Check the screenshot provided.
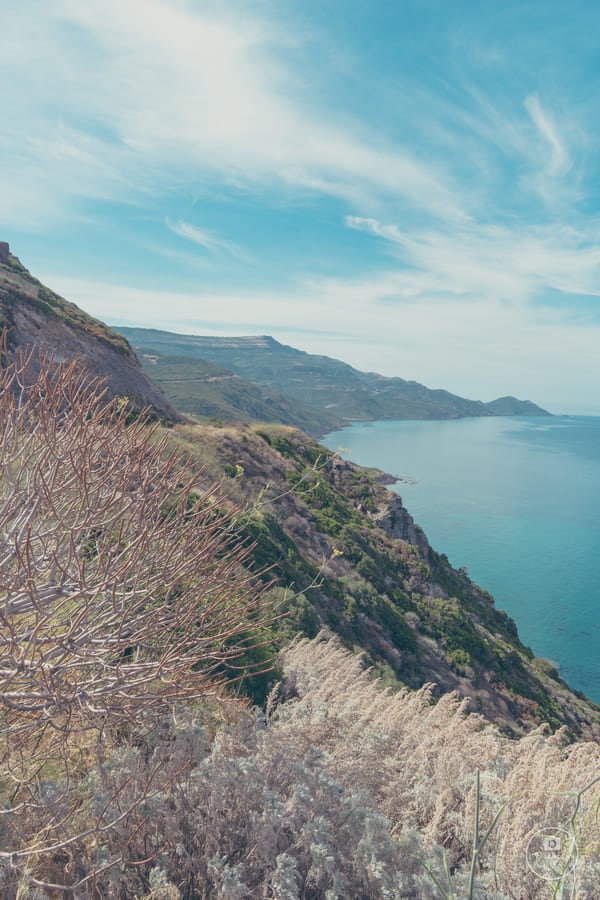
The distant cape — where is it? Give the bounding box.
[116,327,550,435]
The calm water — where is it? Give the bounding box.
[322,416,600,704]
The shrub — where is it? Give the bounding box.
[0,347,273,883]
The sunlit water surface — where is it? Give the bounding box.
[323,416,600,703]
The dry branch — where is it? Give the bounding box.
[0,346,272,799]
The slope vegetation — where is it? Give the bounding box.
[135,348,343,435]
[1,331,599,897]
[168,418,600,739]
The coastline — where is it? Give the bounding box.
[321,415,600,705]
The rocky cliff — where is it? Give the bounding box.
[0,244,181,422]
[167,419,600,739]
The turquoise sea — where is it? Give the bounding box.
[322,416,600,704]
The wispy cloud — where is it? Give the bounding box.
[1,1,580,235]
[345,215,600,303]
[5,0,600,412]
[0,0,465,227]
[524,94,569,175]
[166,219,250,262]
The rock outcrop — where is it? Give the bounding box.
[373,493,431,556]
[0,247,182,423]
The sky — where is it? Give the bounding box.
[3,0,600,413]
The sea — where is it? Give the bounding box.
[322,416,600,705]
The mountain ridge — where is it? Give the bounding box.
[117,326,549,433]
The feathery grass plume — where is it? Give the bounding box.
[5,628,599,895]
[276,634,600,897]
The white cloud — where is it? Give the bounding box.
[525,94,569,175]
[166,219,250,262]
[345,215,600,304]
[0,0,464,228]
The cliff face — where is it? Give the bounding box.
[167,420,600,740]
[372,491,431,556]
[0,246,181,422]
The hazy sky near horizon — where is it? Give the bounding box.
[3,0,600,413]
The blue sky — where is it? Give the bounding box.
[3,0,600,413]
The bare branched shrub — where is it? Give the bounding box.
[0,348,272,875]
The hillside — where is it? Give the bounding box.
[0,250,590,735]
[135,348,344,435]
[167,418,600,739]
[118,327,549,432]
[0,244,180,422]
[1,262,600,895]
[0,250,588,737]
[5,355,600,897]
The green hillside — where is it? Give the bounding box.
[167,418,599,739]
[133,348,344,434]
[117,327,550,432]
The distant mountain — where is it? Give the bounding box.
[133,347,344,435]
[117,327,550,432]
[0,245,180,422]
